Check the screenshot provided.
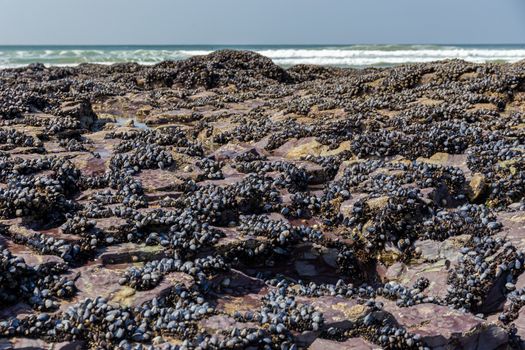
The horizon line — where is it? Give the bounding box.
[1,43,525,47]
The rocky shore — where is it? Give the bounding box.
[0,50,524,349]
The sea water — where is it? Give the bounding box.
[1,44,524,68]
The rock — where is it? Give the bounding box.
[112,272,192,308]
[466,173,486,202]
[59,100,97,129]
[158,50,291,89]
[0,338,84,349]
[70,152,108,176]
[91,216,130,236]
[198,315,258,335]
[385,262,408,280]
[438,235,471,263]
[213,144,266,162]
[320,247,339,268]
[413,239,441,261]
[414,235,469,264]
[417,152,451,166]
[136,104,153,116]
[495,210,525,251]
[292,160,328,184]
[515,271,525,291]
[513,307,525,346]
[137,169,184,192]
[381,301,508,349]
[278,137,351,160]
[67,265,192,309]
[297,296,372,330]
[0,303,33,320]
[147,109,202,125]
[0,52,522,349]
[294,260,318,276]
[215,292,267,316]
[366,196,390,211]
[1,239,64,267]
[308,337,377,350]
[417,152,471,178]
[98,243,167,265]
[394,261,451,300]
[339,193,368,217]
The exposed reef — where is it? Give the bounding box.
[0,50,524,349]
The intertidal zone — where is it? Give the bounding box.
[0,50,524,349]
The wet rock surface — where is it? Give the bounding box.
[0,51,524,349]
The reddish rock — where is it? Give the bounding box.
[92,216,130,235]
[0,303,33,320]
[0,238,64,267]
[198,315,258,335]
[339,193,368,218]
[308,337,377,350]
[212,144,267,162]
[215,290,268,316]
[0,338,84,350]
[381,300,508,349]
[496,210,525,251]
[296,296,372,330]
[71,152,108,176]
[59,100,97,129]
[1,219,81,243]
[66,264,192,309]
[97,243,167,265]
[513,307,525,346]
[137,169,184,192]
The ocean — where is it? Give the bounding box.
[0,44,524,69]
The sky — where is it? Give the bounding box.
[0,0,524,45]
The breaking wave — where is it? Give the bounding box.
[1,44,524,68]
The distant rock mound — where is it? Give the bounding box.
[144,50,292,89]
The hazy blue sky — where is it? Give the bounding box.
[1,0,524,45]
